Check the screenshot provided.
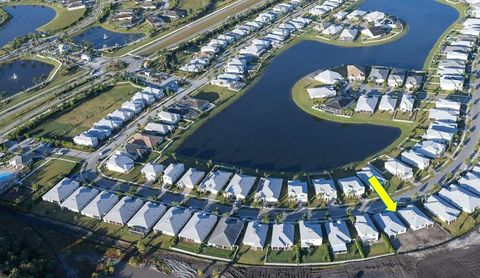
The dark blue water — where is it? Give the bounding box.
[74,26,143,50]
[0,60,53,97]
[0,6,55,47]
[176,0,459,172]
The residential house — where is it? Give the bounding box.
[103,197,144,226]
[153,207,193,236]
[81,191,119,220]
[423,194,461,224]
[207,217,245,250]
[401,150,430,170]
[158,111,182,125]
[42,178,80,204]
[397,204,434,231]
[60,186,99,213]
[178,212,217,244]
[355,95,379,113]
[224,174,256,200]
[314,69,344,84]
[200,170,233,195]
[163,163,185,185]
[287,180,309,204]
[326,220,352,254]
[312,178,337,201]
[177,168,206,189]
[242,221,268,250]
[255,177,283,204]
[354,214,379,244]
[127,202,167,236]
[299,221,323,248]
[337,177,365,198]
[141,163,164,182]
[378,95,398,112]
[438,185,480,213]
[373,212,407,238]
[384,158,414,180]
[271,223,295,250]
[105,154,134,173]
[399,93,415,112]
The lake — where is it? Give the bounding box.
[176,0,459,172]
[0,60,54,98]
[74,26,143,50]
[0,5,56,48]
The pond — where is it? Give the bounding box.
[0,5,56,48]
[0,60,54,98]
[74,26,143,50]
[175,0,459,172]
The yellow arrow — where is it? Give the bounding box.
[368,176,397,212]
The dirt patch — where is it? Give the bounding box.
[390,224,452,253]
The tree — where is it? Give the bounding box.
[136,240,147,254]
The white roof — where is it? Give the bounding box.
[163,163,185,184]
[429,108,459,122]
[177,168,206,188]
[178,212,217,243]
[356,165,386,188]
[326,220,351,253]
[81,191,119,219]
[373,212,407,237]
[200,170,233,194]
[312,178,337,200]
[287,180,308,202]
[384,158,414,179]
[397,204,434,231]
[103,197,144,225]
[307,86,336,99]
[337,176,365,196]
[354,214,379,242]
[424,194,461,223]
[255,177,283,202]
[42,178,80,204]
[458,172,480,196]
[355,95,379,113]
[314,69,344,84]
[141,163,164,180]
[378,95,398,111]
[225,174,256,199]
[127,202,167,232]
[106,154,134,173]
[438,184,480,213]
[400,94,414,111]
[413,140,447,159]
[153,207,193,236]
[339,28,358,40]
[60,186,100,213]
[242,221,268,249]
[271,223,295,249]
[401,150,430,169]
[299,221,323,248]
[158,111,181,124]
[144,122,174,135]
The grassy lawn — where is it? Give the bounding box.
[201,245,235,259]
[145,233,174,250]
[236,245,266,265]
[174,240,202,253]
[333,243,362,261]
[267,249,297,264]
[363,241,391,257]
[3,1,86,32]
[27,83,138,140]
[20,158,78,205]
[441,211,479,238]
[301,245,331,263]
